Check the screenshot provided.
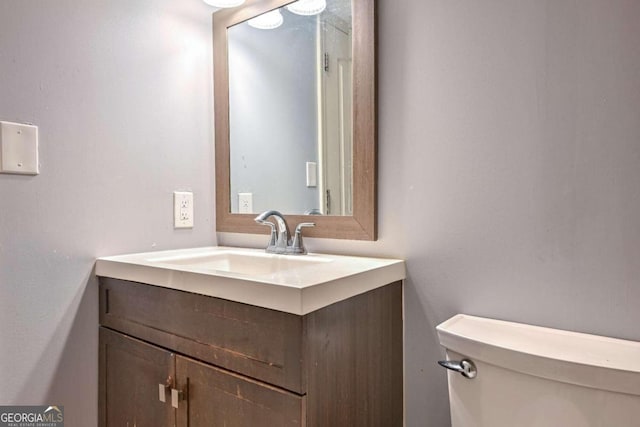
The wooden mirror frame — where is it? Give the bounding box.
[213,0,377,240]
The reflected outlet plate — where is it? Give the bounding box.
[238,192,252,213]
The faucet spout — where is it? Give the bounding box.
[254,210,287,234]
[254,210,289,253]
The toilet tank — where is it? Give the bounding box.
[437,315,640,427]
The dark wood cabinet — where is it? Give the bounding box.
[99,328,175,427]
[176,356,304,427]
[99,278,403,426]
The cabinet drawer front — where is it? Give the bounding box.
[100,278,303,393]
[176,356,304,427]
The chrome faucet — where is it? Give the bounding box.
[255,210,289,253]
[254,210,315,255]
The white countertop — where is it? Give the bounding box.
[95,246,405,315]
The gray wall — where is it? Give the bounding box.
[221,1,640,426]
[228,11,319,214]
[2,1,640,427]
[0,1,215,426]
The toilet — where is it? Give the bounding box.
[437,314,640,427]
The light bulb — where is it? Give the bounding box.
[285,0,327,16]
[203,0,245,8]
[247,9,284,30]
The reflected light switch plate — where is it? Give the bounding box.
[306,162,317,187]
[0,121,39,175]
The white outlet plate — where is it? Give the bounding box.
[174,191,194,229]
[238,192,253,214]
[0,121,39,175]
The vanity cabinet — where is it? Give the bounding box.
[98,277,403,426]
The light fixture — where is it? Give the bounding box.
[285,0,327,16]
[247,9,284,29]
[202,0,245,8]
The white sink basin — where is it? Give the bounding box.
[96,247,405,315]
[147,249,332,276]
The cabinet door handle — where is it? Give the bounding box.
[159,376,173,403]
[171,388,185,409]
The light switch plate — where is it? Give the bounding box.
[0,121,39,175]
[306,162,317,187]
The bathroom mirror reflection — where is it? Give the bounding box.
[214,0,376,240]
[228,0,353,215]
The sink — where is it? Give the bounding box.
[95,246,405,315]
[147,250,332,276]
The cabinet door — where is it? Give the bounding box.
[175,355,304,427]
[99,327,176,427]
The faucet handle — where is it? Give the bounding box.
[289,223,315,255]
[295,222,315,233]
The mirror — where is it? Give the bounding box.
[228,0,353,216]
[214,0,376,240]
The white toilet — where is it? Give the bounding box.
[437,314,640,427]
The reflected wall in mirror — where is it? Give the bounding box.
[214,0,376,240]
[228,0,353,216]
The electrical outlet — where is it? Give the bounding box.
[174,191,194,228]
[238,192,253,214]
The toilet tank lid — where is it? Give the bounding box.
[437,314,640,396]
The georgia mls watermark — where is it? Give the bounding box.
[0,406,64,427]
